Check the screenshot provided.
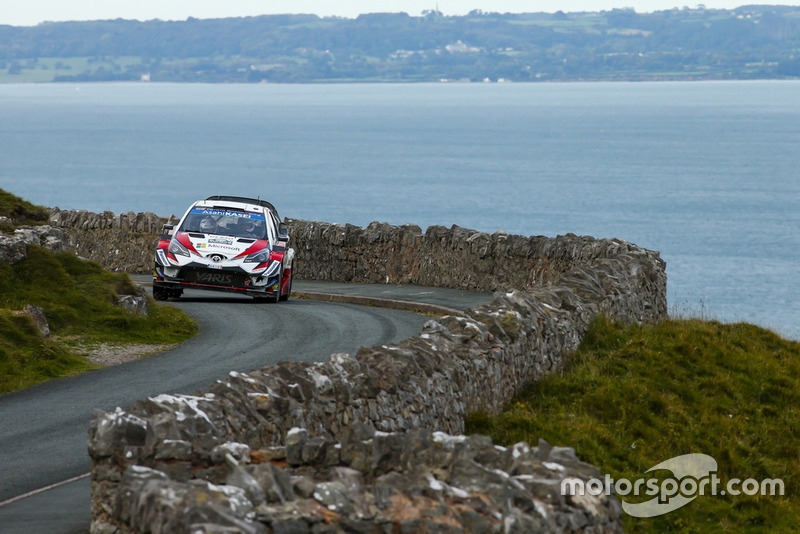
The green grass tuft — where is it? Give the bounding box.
[0,313,96,393]
[0,189,49,228]
[466,316,800,533]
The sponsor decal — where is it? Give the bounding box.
[195,272,234,284]
[209,237,233,245]
[196,243,207,249]
[190,208,265,221]
[205,244,240,251]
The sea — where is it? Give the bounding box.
[1,81,798,340]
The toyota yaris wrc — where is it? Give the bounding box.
[152,196,294,302]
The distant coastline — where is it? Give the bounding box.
[2,6,799,84]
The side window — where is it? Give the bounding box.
[263,211,278,242]
[179,213,200,232]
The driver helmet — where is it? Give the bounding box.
[244,218,263,236]
[199,216,217,232]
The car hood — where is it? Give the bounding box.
[176,231,268,261]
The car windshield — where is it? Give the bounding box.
[179,208,268,239]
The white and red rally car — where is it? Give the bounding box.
[152,196,294,302]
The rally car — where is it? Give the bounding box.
[152,196,294,302]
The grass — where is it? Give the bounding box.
[0,189,49,230]
[466,316,800,533]
[0,312,93,394]
[0,246,197,394]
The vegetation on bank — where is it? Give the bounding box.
[466,316,800,532]
[1,6,800,83]
[0,247,198,394]
[0,188,49,230]
[0,190,197,394]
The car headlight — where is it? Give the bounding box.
[169,240,191,257]
[243,249,270,264]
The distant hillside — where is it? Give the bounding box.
[1,6,799,83]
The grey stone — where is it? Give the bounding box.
[155,439,193,461]
[0,234,27,263]
[301,435,338,467]
[22,304,50,338]
[269,519,310,534]
[286,428,309,466]
[212,442,251,464]
[88,408,148,458]
[312,481,354,515]
[291,475,316,499]
[226,463,267,507]
[247,463,295,504]
[116,294,148,316]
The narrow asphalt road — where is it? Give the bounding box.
[0,281,491,533]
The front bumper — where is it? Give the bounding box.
[153,265,280,296]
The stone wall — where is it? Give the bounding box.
[88,287,626,533]
[70,209,667,533]
[48,208,178,273]
[46,210,667,325]
[285,219,665,323]
[43,208,665,532]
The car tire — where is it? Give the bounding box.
[273,273,282,303]
[279,272,292,302]
[153,285,169,301]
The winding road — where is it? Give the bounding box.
[0,281,490,533]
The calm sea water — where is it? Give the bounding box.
[1,81,798,339]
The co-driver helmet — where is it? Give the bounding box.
[199,216,217,232]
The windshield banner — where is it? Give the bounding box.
[190,208,265,220]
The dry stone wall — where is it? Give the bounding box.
[48,208,178,273]
[286,219,665,324]
[45,210,667,325]
[89,287,626,533]
[44,208,665,533]
[287,220,628,290]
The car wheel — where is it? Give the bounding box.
[279,272,292,302]
[153,286,170,301]
[273,274,282,303]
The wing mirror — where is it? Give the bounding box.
[278,223,289,242]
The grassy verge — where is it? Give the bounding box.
[466,316,800,533]
[0,189,49,230]
[0,246,197,394]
